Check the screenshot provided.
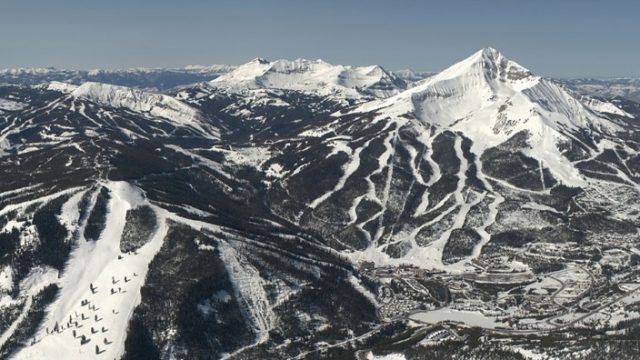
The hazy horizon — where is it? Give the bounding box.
[1,0,638,78]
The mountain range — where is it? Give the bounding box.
[1,48,640,360]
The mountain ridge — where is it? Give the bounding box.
[209,57,409,99]
[1,47,640,359]
[350,48,623,186]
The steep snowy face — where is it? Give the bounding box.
[578,96,633,117]
[356,48,621,184]
[209,58,406,99]
[72,82,201,124]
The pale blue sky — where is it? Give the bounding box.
[1,0,638,77]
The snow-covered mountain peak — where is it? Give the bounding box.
[353,48,622,186]
[249,57,270,65]
[209,57,406,99]
[360,47,612,131]
[71,82,202,124]
[46,81,79,93]
[427,47,537,90]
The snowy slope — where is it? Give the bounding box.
[0,98,26,111]
[46,81,79,93]
[579,96,633,117]
[209,58,406,99]
[355,47,620,185]
[261,47,637,274]
[12,183,168,360]
[4,47,640,359]
[72,82,202,124]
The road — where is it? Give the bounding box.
[398,265,633,337]
[487,283,640,335]
[548,275,568,309]
[291,323,389,360]
[291,265,628,358]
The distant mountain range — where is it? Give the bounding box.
[0,61,435,95]
[562,77,640,103]
[3,61,640,103]
[0,65,236,90]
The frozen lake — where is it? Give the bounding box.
[409,309,501,329]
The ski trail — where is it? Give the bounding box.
[354,128,398,245]
[414,130,443,216]
[0,268,59,349]
[0,187,82,217]
[377,130,399,246]
[0,298,33,349]
[14,182,170,360]
[309,139,369,209]
[76,102,102,127]
[468,141,506,261]
[383,142,426,250]
[539,159,546,190]
[217,241,275,344]
[423,135,473,265]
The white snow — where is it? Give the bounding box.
[309,141,365,208]
[353,47,621,187]
[0,266,59,349]
[0,266,13,293]
[210,58,404,99]
[365,352,407,360]
[511,347,549,360]
[71,82,206,130]
[218,241,275,344]
[0,187,82,218]
[13,182,168,360]
[410,308,502,329]
[220,146,271,167]
[265,163,286,179]
[0,98,26,111]
[197,290,232,316]
[580,96,633,117]
[347,276,379,307]
[46,81,79,93]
